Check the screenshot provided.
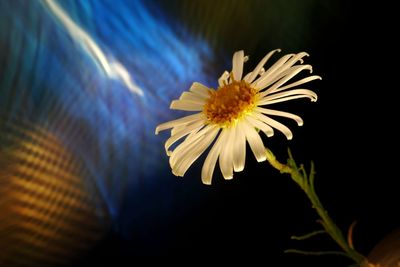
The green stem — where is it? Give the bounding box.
[265,148,366,266]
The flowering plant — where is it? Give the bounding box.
[156,50,374,266]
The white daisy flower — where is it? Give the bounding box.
[155,49,321,185]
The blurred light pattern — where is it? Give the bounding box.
[367,229,400,267]
[1,0,214,264]
[0,120,108,266]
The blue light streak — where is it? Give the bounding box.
[0,0,215,238]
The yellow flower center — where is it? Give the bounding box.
[203,80,258,127]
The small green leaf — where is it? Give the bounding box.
[284,249,351,259]
[291,230,326,240]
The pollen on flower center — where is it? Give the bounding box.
[203,80,258,126]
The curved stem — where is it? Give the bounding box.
[265,148,367,266]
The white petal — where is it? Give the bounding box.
[218,71,230,87]
[245,49,281,83]
[169,124,214,166]
[232,122,246,172]
[252,111,293,140]
[201,131,224,185]
[255,107,303,126]
[184,121,214,144]
[169,137,196,169]
[170,99,204,111]
[173,127,219,177]
[256,71,288,93]
[190,82,211,97]
[179,91,208,102]
[171,119,203,135]
[260,52,309,86]
[232,50,244,81]
[260,64,313,94]
[258,89,318,105]
[245,115,274,137]
[171,119,203,136]
[278,52,309,70]
[260,95,317,105]
[243,72,253,82]
[252,54,294,89]
[257,61,313,94]
[164,119,205,155]
[171,124,186,136]
[268,75,321,93]
[155,113,203,134]
[171,137,203,176]
[219,128,234,180]
[242,119,266,162]
[262,88,318,101]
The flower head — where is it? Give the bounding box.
[156,49,320,184]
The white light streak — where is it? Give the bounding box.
[42,0,144,96]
